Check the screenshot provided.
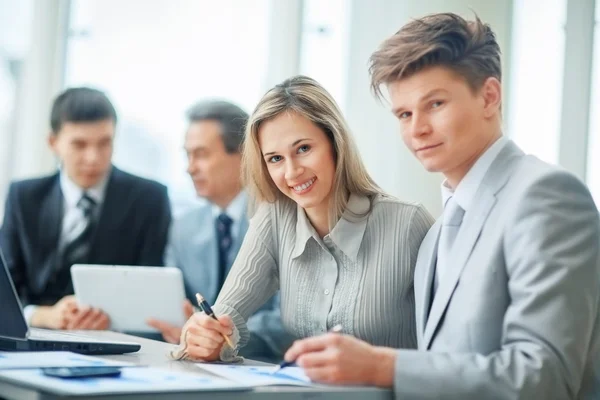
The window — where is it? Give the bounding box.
[65,0,271,214]
[587,2,600,204]
[507,0,567,165]
[299,0,350,110]
[0,0,34,222]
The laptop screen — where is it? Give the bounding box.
[0,248,28,339]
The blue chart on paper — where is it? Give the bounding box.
[243,367,308,383]
[0,367,250,395]
[197,364,314,387]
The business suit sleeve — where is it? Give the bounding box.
[212,203,279,348]
[136,184,171,266]
[163,225,179,268]
[393,171,600,400]
[0,183,27,297]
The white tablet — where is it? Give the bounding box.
[71,265,187,333]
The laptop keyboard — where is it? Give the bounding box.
[28,328,118,343]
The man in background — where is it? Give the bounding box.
[0,87,171,331]
[148,100,292,361]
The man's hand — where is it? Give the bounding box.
[147,299,195,344]
[284,333,397,386]
[66,307,111,330]
[30,295,111,330]
[30,295,78,329]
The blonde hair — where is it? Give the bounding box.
[242,75,382,226]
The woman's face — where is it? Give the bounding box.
[258,111,336,215]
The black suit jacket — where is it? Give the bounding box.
[0,167,171,306]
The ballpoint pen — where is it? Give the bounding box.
[195,293,235,349]
[271,324,343,374]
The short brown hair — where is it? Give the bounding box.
[369,13,501,99]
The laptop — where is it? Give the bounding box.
[0,249,141,355]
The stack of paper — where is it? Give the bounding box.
[0,367,251,395]
[0,351,133,369]
[0,351,321,396]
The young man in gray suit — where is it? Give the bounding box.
[147,100,292,361]
[283,13,600,399]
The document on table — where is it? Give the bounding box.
[0,351,133,370]
[197,364,315,387]
[0,367,251,395]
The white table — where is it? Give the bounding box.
[0,331,393,400]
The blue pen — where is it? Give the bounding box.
[271,324,342,374]
[195,293,235,349]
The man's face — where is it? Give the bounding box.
[49,119,115,189]
[388,66,501,186]
[184,120,242,203]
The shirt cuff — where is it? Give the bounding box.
[23,305,38,326]
[212,303,249,348]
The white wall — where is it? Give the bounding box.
[9,0,70,181]
[265,0,303,90]
[344,0,513,218]
[558,0,595,181]
[0,0,34,222]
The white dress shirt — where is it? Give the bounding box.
[440,135,509,211]
[57,170,108,252]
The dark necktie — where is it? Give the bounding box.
[50,193,97,296]
[216,213,233,289]
[61,193,97,270]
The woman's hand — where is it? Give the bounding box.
[182,312,234,361]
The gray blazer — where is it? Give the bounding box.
[166,199,292,358]
[394,140,600,399]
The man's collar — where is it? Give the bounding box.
[440,135,508,211]
[210,190,248,224]
[59,167,111,207]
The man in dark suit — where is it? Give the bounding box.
[0,87,171,331]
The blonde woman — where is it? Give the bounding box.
[176,76,434,363]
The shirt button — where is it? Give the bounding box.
[324,289,330,295]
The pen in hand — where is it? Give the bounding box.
[271,324,343,374]
[194,293,235,349]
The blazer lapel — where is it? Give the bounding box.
[89,168,129,258]
[415,221,441,347]
[423,186,496,349]
[422,140,524,349]
[37,175,64,287]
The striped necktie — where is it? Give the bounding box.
[216,213,233,289]
[61,193,97,270]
